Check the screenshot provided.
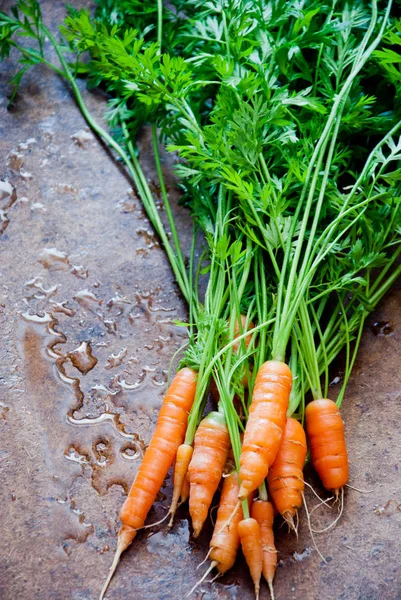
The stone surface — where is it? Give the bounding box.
[0,2,400,599]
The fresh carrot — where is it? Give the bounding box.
[100,367,197,600]
[209,471,243,573]
[267,417,307,527]
[188,411,230,538]
[180,470,190,504]
[239,361,292,500]
[238,517,263,600]
[305,398,348,495]
[251,500,277,600]
[168,443,193,527]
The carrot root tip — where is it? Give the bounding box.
[268,580,275,600]
[283,513,296,532]
[185,561,218,598]
[99,545,124,600]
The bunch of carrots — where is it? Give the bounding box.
[2,0,401,598]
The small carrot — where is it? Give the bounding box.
[251,500,277,600]
[188,411,230,538]
[238,517,263,600]
[239,361,292,499]
[267,417,307,527]
[305,398,348,495]
[180,470,190,504]
[168,443,193,527]
[100,367,197,600]
[209,471,243,573]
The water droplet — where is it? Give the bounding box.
[70,264,89,279]
[372,321,393,336]
[38,248,69,270]
[374,499,401,516]
[64,446,89,465]
[105,348,128,370]
[21,310,53,324]
[71,129,94,147]
[49,300,76,317]
[67,341,98,375]
[74,289,102,311]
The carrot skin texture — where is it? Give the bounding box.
[209,472,243,573]
[118,367,197,547]
[180,471,190,504]
[251,500,277,589]
[239,361,292,499]
[238,518,263,598]
[189,411,230,538]
[170,443,193,517]
[267,417,307,519]
[305,399,348,492]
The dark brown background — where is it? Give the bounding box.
[0,2,400,599]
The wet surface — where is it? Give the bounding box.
[1,2,401,599]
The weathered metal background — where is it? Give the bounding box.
[1,2,400,599]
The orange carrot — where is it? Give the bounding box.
[267,417,307,526]
[100,367,197,600]
[305,398,348,495]
[251,500,277,600]
[188,411,230,537]
[180,470,190,504]
[168,443,193,527]
[209,471,243,573]
[239,361,292,499]
[238,517,263,600]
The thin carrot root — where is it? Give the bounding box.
[185,561,218,598]
[99,538,126,600]
[268,580,275,600]
[302,492,326,564]
[216,500,241,534]
[283,512,296,533]
[345,483,380,494]
[196,547,213,571]
[311,487,344,534]
[303,480,334,507]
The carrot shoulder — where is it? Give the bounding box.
[239,361,292,499]
[305,398,348,494]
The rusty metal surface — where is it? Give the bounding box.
[1,2,400,599]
